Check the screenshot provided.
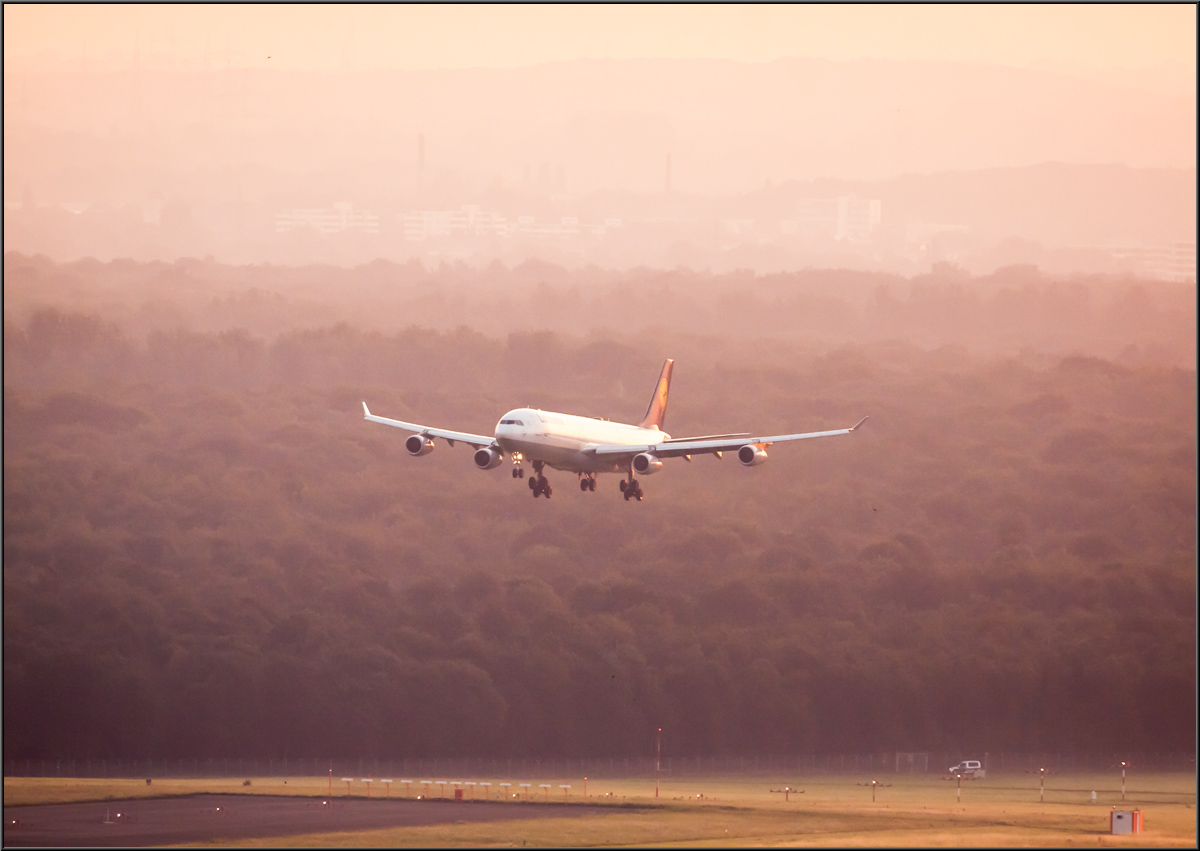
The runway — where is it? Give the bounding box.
[3,793,619,847]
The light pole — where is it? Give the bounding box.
[871,780,877,803]
[956,773,961,804]
[560,784,571,802]
[656,728,662,799]
[539,783,551,801]
[500,782,512,799]
[362,778,372,798]
[1121,762,1126,802]
[465,781,476,800]
[382,779,392,797]
[1039,768,1046,804]
[583,776,587,799]
[481,782,491,800]
[520,782,531,801]
[401,779,412,797]
[342,777,353,795]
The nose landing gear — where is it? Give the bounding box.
[511,452,525,478]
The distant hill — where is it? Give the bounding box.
[768,162,1196,246]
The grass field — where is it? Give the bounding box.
[5,771,1195,846]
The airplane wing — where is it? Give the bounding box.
[362,402,496,449]
[589,417,868,459]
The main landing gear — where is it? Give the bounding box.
[578,473,597,492]
[528,461,552,498]
[619,478,644,501]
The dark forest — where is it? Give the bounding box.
[3,252,1195,760]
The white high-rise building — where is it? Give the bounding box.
[795,196,882,240]
[275,202,380,234]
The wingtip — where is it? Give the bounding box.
[362,401,370,418]
[851,416,868,431]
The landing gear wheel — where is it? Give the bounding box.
[619,479,628,493]
[588,478,596,492]
[512,468,519,479]
[580,479,589,492]
[623,489,632,501]
[543,484,552,498]
[528,476,537,490]
[519,468,525,478]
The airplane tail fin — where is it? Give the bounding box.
[639,358,674,430]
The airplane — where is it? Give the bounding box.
[362,359,866,501]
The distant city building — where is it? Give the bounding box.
[794,196,882,240]
[720,219,757,236]
[1109,243,1196,282]
[401,205,507,240]
[275,202,380,234]
[142,200,163,225]
[905,219,970,255]
[400,205,618,241]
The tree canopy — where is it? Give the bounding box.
[3,255,1195,759]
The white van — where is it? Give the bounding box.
[948,760,983,777]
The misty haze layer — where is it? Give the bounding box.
[5,59,1195,273]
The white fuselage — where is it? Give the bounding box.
[494,408,668,473]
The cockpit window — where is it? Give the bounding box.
[500,419,524,426]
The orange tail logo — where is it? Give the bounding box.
[639,359,674,430]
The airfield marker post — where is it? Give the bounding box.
[540,783,551,801]
[362,778,372,798]
[560,784,571,802]
[342,777,353,795]
[465,781,476,800]
[520,782,531,800]
[401,779,412,797]
[481,782,491,800]
[382,779,392,797]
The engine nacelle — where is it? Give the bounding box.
[738,445,768,467]
[405,434,435,456]
[632,452,663,475]
[473,447,504,470]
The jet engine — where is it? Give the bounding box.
[473,447,504,470]
[632,452,663,475]
[405,434,435,456]
[738,445,768,466]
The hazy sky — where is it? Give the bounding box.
[5,4,1195,73]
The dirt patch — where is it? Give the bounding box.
[3,793,623,847]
